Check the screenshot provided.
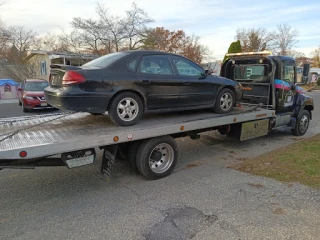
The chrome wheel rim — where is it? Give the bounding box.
[299,114,309,133]
[148,143,174,174]
[117,97,139,122]
[220,92,233,111]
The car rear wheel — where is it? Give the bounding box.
[108,92,143,126]
[213,88,235,114]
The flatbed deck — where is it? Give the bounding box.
[0,107,275,160]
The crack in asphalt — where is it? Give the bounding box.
[143,206,218,240]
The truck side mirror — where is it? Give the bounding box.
[303,63,310,77]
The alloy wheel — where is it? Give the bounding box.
[299,114,309,133]
[219,92,233,111]
[117,97,139,122]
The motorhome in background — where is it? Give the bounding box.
[200,61,221,75]
[310,68,320,83]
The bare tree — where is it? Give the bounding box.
[235,27,274,52]
[95,3,125,52]
[71,17,103,54]
[286,49,305,59]
[0,20,11,60]
[70,1,154,53]
[272,23,299,55]
[33,32,70,52]
[181,34,211,64]
[8,26,37,60]
[122,2,154,50]
[311,46,320,68]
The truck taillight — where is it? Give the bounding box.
[62,71,85,86]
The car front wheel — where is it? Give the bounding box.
[214,88,235,114]
[108,92,144,126]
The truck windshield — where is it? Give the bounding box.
[25,82,49,91]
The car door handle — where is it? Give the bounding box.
[141,80,150,84]
[184,81,191,85]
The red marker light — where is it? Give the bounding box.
[19,151,27,158]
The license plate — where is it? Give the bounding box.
[41,102,47,106]
[65,155,95,168]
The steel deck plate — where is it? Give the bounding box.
[0,107,274,159]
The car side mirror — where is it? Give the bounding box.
[205,69,212,76]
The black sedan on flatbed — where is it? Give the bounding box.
[44,50,243,126]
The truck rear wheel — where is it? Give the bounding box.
[136,136,178,180]
[291,109,310,136]
[127,140,142,172]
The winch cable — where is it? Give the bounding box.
[0,111,78,142]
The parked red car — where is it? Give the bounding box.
[17,79,55,112]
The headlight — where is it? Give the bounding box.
[24,96,34,100]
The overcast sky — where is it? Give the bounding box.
[1,0,320,60]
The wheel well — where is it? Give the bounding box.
[304,105,313,119]
[108,90,145,110]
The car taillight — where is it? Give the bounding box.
[62,71,85,86]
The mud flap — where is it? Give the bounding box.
[100,145,118,182]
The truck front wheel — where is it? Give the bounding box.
[136,136,178,180]
[292,109,310,136]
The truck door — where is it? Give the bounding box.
[275,61,296,112]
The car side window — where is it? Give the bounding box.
[127,58,138,72]
[139,55,173,75]
[170,56,204,77]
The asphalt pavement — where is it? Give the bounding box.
[1,91,320,240]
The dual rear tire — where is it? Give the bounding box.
[127,136,178,180]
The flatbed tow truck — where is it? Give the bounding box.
[0,51,315,181]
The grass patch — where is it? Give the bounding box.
[231,134,320,188]
[301,83,320,92]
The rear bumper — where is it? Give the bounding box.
[44,86,110,113]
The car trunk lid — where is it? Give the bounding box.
[49,64,83,87]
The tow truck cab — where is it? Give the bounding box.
[221,51,314,135]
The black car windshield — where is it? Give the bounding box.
[24,82,49,91]
[82,52,129,68]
